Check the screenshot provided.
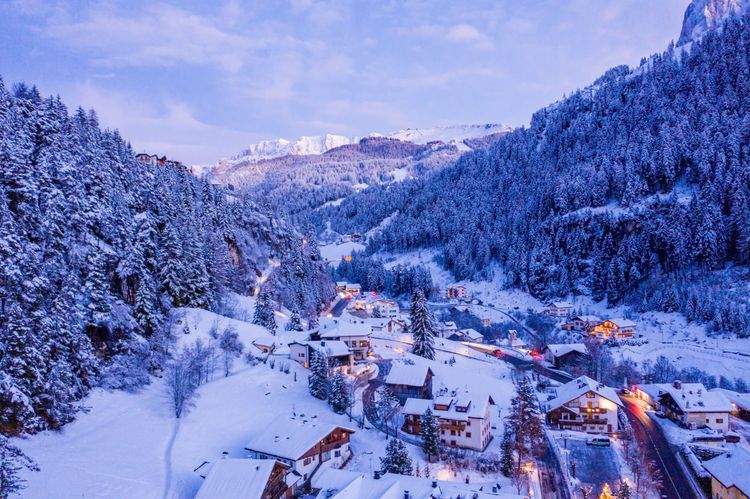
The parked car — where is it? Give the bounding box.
[654,411,666,418]
[587,437,611,447]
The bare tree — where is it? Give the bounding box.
[165,351,196,418]
[623,438,662,498]
[218,325,243,377]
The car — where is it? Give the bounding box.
[586,437,611,447]
[620,388,631,396]
[654,411,666,418]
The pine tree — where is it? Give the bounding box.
[420,408,441,460]
[253,290,277,335]
[410,288,436,359]
[616,480,631,499]
[500,425,514,477]
[506,377,545,475]
[308,350,329,400]
[0,435,39,497]
[380,438,413,475]
[328,370,350,414]
[285,309,304,332]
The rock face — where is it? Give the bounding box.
[677,0,750,46]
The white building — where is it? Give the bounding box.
[543,343,588,368]
[635,381,733,432]
[312,468,523,499]
[702,447,750,499]
[544,301,573,318]
[437,321,459,339]
[371,298,399,318]
[402,395,495,451]
[195,458,295,499]
[245,421,356,483]
[544,376,623,433]
[319,322,372,360]
[446,285,467,300]
[288,340,353,372]
[459,328,483,343]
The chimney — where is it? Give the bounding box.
[321,341,326,346]
[403,492,409,499]
[221,451,228,459]
[432,480,437,488]
[673,380,682,389]
[373,471,380,480]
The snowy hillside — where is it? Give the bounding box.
[677,0,750,45]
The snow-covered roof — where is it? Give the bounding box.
[459,328,483,341]
[545,343,588,357]
[402,394,493,421]
[702,447,750,495]
[346,283,361,289]
[546,376,623,412]
[312,468,522,499]
[336,281,348,287]
[637,383,733,413]
[245,421,356,461]
[711,388,750,409]
[290,340,351,358]
[320,322,372,338]
[573,315,601,322]
[195,459,282,499]
[442,321,457,329]
[609,318,636,328]
[385,363,432,387]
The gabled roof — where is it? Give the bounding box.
[195,458,285,499]
[289,340,350,358]
[711,388,750,410]
[546,376,623,412]
[384,363,433,387]
[638,383,733,413]
[609,318,636,328]
[572,315,601,322]
[702,447,750,495]
[320,322,372,338]
[459,328,483,341]
[402,394,494,420]
[245,421,356,461]
[551,301,572,308]
[545,343,588,357]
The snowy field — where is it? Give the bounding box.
[320,241,365,263]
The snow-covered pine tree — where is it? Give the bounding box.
[505,377,545,474]
[410,288,436,359]
[285,309,304,331]
[500,425,514,477]
[327,370,350,414]
[380,438,413,475]
[420,407,441,460]
[0,435,39,497]
[308,350,329,400]
[253,290,277,335]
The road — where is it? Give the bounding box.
[620,397,696,499]
[329,297,349,317]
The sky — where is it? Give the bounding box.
[0,0,688,164]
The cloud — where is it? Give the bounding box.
[399,22,494,50]
[67,81,256,164]
[35,3,274,73]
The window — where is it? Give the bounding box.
[716,418,723,423]
[334,450,340,457]
[466,432,472,438]
[586,392,595,398]
[450,430,456,436]
[303,457,312,465]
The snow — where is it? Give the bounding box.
[194,459,278,499]
[701,446,750,494]
[245,421,356,461]
[384,363,431,387]
[545,343,588,357]
[294,339,351,357]
[402,395,492,421]
[320,321,372,338]
[677,0,750,46]
[177,307,275,349]
[637,382,734,413]
[545,376,623,412]
[320,241,365,264]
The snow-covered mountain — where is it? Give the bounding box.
[678,0,750,46]
[221,123,511,166]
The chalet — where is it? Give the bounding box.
[371,298,399,318]
[402,395,495,451]
[544,301,573,318]
[711,388,750,421]
[288,340,353,372]
[386,317,409,334]
[561,315,601,332]
[319,322,372,360]
[591,318,636,338]
[335,281,348,293]
[545,376,623,434]
[252,338,277,355]
[634,381,733,432]
[437,321,459,339]
[311,468,524,499]
[459,328,483,343]
[446,285,467,300]
[543,343,589,368]
[702,447,750,499]
[344,283,361,297]
[384,363,434,404]
[195,458,294,499]
[350,232,362,242]
[245,422,355,483]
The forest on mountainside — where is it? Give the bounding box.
[0,80,333,436]
[316,12,750,337]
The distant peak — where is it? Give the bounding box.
[677,0,750,46]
